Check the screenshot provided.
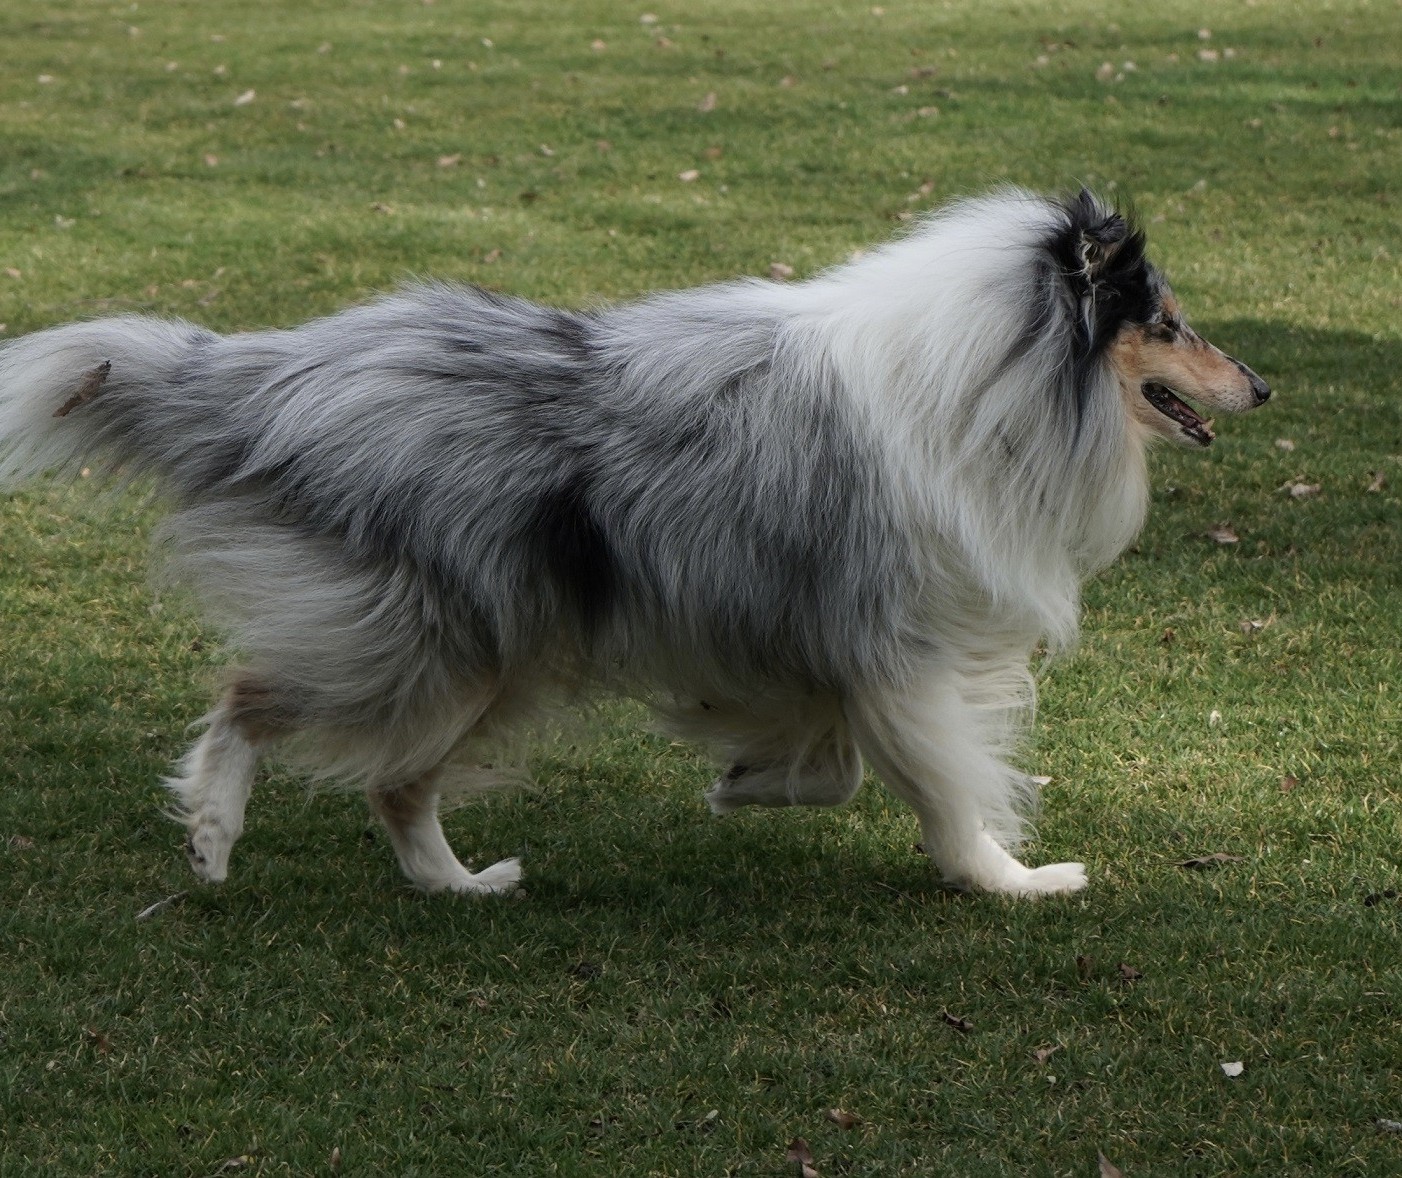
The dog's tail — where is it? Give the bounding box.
[0,315,224,490]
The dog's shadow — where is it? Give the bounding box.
[165,765,973,962]
[445,766,961,922]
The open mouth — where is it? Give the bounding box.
[1142,382,1214,446]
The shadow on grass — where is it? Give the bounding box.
[1196,319,1398,388]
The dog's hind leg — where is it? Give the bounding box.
[366,773,521,895]
[164,674,281,884]
[704,732,863,814]
[847,675,1086,897]
[672,696,864,814]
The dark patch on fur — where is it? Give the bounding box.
[529,472,617,633]
[1042,189,1162,427]
[540,309,597,363]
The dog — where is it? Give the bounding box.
[0,188,1270,897]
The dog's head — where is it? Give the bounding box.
[1055,189,1271,447]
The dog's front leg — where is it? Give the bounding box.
[366,774,520,895]
[846,677,1086,896]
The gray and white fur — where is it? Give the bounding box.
[0,189,1222,897]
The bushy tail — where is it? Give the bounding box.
[0,315,219,488]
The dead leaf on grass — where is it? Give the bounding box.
[1117,962,1144,984]
[1075,954,1094,981]
[1367,471,1387,493]
[233,89,256,106]
[1177,852,1244,870]
[1221,1060,1245,1078]
[904,178,936,204]
[941,1011,974,1033]
[786,1136,820,1178]
[1205,523,1239,544]
[1033,1044,1061,1064]
[697,91,718,112]
[824,1107,861,1129]
[769,262,794,281]
[1279,775,1299,793]
[1098,1152,1125,1178]
[1278,478,1321,499]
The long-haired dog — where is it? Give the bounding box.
[0,189,1269,897]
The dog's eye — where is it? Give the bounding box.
[1147,320,1177,342]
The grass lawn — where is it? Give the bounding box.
[2,0,1400,1173]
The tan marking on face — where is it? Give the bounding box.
[1108,295,1268,447]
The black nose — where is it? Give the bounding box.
[1232,357,1271,405]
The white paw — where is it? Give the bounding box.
[434,856,523,896]
[1000,860,1088,897]
[938,832,1087,897]
[184,821,235,884]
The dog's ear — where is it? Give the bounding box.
[1074,188,1128,277]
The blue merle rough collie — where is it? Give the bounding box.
[0,188,1269,897]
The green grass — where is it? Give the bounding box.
[2,0,1401,1174]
